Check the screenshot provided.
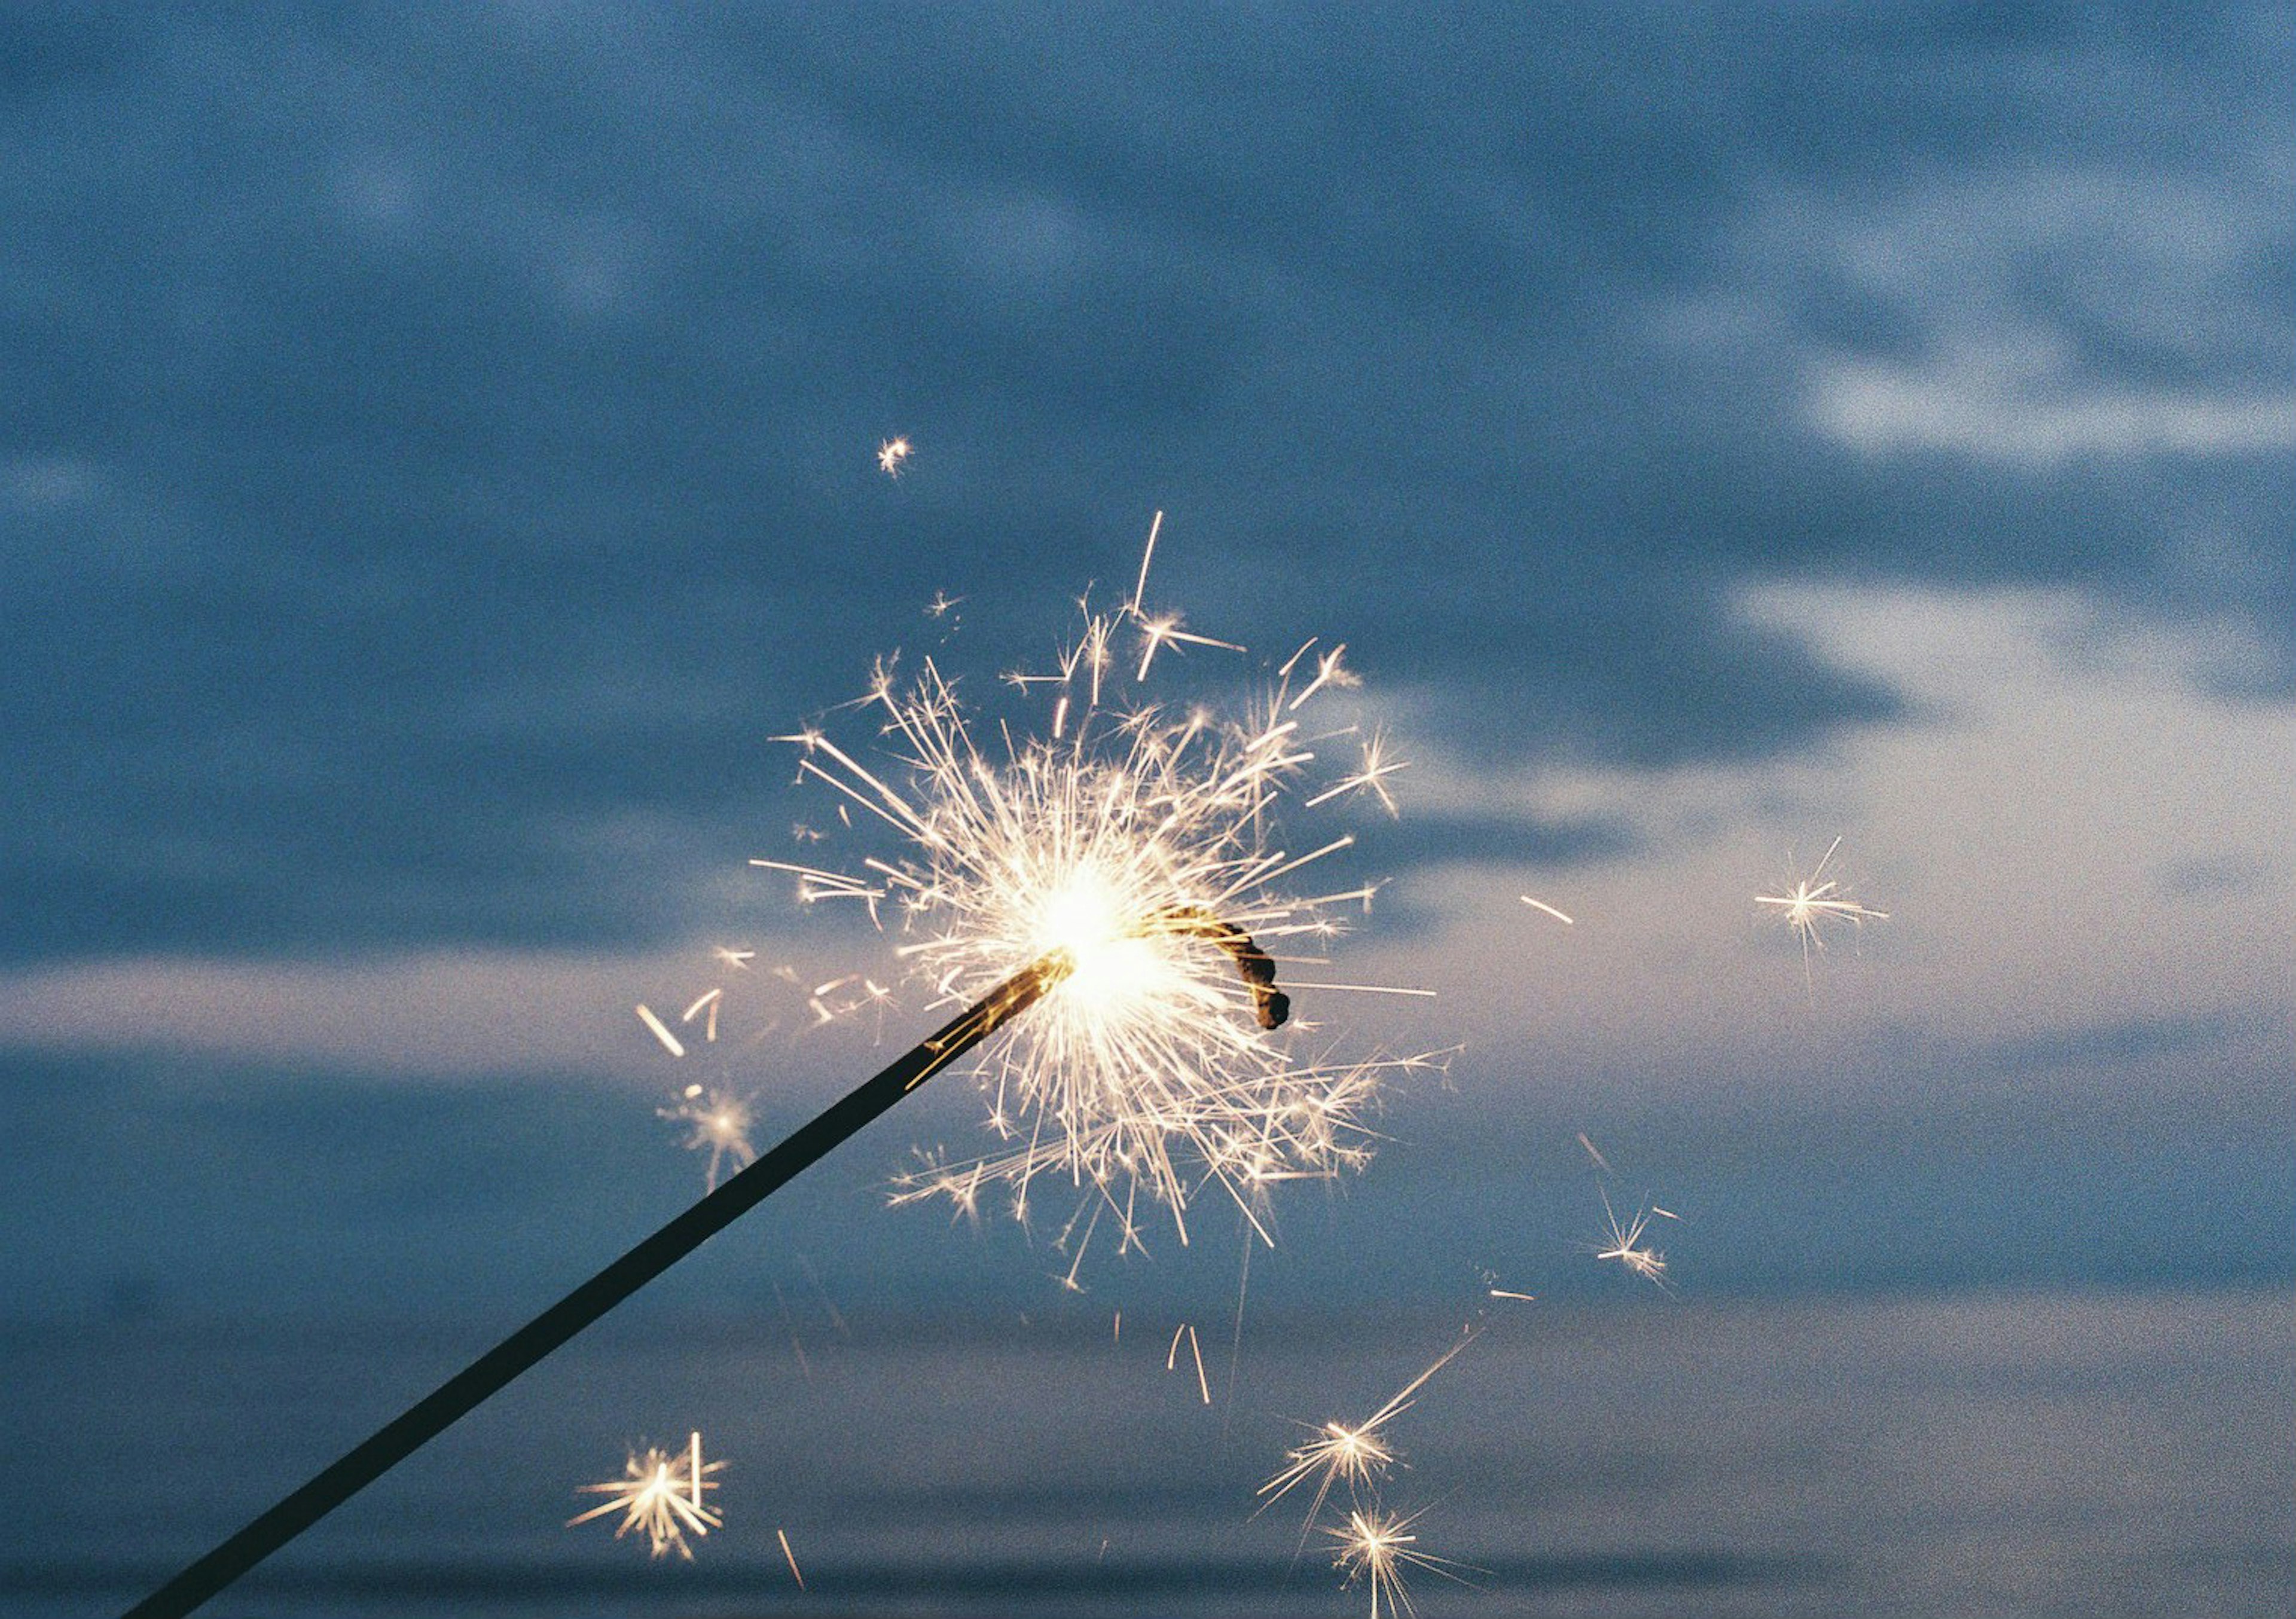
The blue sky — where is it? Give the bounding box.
[2,4,2288,1319]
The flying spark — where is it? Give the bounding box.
[1519,895,1574,925]
[877,436,911,476]
[1755,836,1888,991]
[1327,1506,1471,1619]
[1259,1334,1474,1529]
[776,1527,805,1589]
[764,518,1439,1260]
[567,1432,724,1561]
[1593,1187,1670,1287]
[634,1004,686,1059]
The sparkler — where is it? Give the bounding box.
[127,960,1060,1619]
[132,518,1418,1617]
[567,1431,724,1560]
[1755,836,1888,989]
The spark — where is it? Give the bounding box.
[1755,836,1889,990]
[776,1527,805,1589]
[1327,1506,1473,1619]
[1488,1288,1538,1302]
[877,435,911,476]
[1286,642,1360,711]
[1165,1322,1213,1404]
[634,1004,686,1059]
[926,589,965,620]
[1303,730,1408,817]
[1259,1334,1474,1528]
[762,517,1434,1253]
[658,1087,758,1190]
[567,1432,724,1561]
[1593,1187,1669,1287]
[1519,895,1574,925]
[1576,1131,1611,1173]
[1163,1322,1212,1405]
[680,987,723,1043]
[712,946,755,970]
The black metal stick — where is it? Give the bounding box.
[126,957,1065,1619]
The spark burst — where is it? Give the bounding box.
[1592,1187,1672,1287]
[1259,1334,1473,1530]
[567,1432,724,1560]
[1755,836,1888,989]
[877,435,911,476]
[758,517,1439,1258]
[1327,1506,1471,1619]
[657,1084,759,1190]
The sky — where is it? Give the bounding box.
[2,2,2289,1322]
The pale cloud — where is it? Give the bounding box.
[1809,344,2293,465]
[0,940,859,1082]
[1368,582,2294,1101]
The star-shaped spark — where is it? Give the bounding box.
[1304,728,1408,817]
[658,1085,759,1190]
[1755,836,1888,991]
[1259,1334,1474,1532]
[1592,1187,1673,1287]
[567,1432,725,1560]
[877,435,912,476]
[1327,1506,1471,1619]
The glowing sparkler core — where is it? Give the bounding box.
[567,1432,724,1560]
[763,526,1434,1256]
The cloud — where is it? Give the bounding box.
[1,4,2286,966]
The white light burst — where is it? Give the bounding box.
[1755,836,1888,991]
[1328,1505,1472,1619]
[755,518,1439,1257]
[567,1432,725,1561]
[1259,1333,1474,1531]
[657,1084,759,1191]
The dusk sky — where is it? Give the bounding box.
[2,4,2289,1324]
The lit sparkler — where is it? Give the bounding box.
[127,519,1431,1618]
[761,517,1437,1258]
[567,1431,725,1560]
[1755,836,1888,989]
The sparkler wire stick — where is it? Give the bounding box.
[125,957,1066,1619]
